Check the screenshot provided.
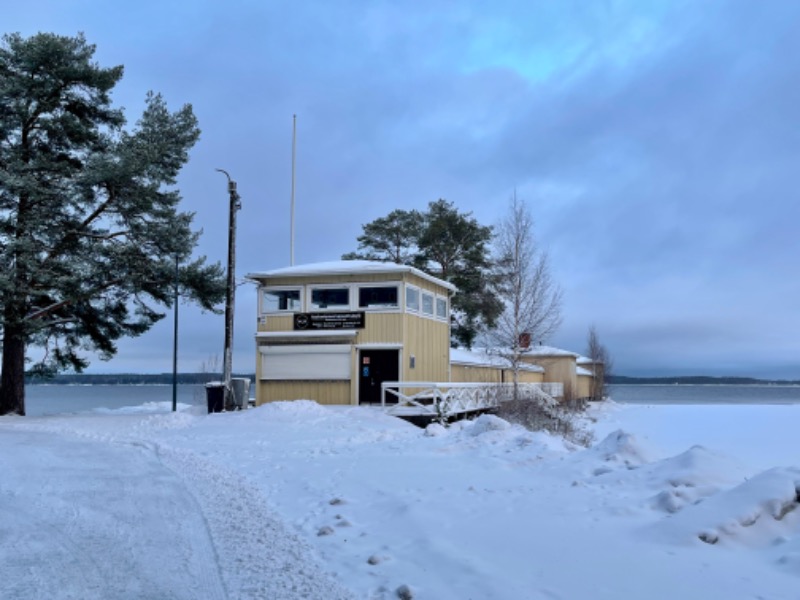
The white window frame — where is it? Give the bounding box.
[405,285,420,313]
[357,284,401,311]
[261,286,303,314]
[307,285,352,312]
[421,291,435,317]
[435,295,448,321]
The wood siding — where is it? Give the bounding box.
[521,356,577,390]
[402,312,449,382]
[450,363,503,383]
[577,374,593,399]
[257,381,350,405]
[450,364,544,384]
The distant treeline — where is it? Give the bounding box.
[610,375,800,386]
[25,373,256,385]
[26,373,799,386]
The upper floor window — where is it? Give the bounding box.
[310,287,350,310]
[421,292,434,316]
[436,296,448,320]
[359,286,399,309]
[262,288,301,313]
[406,286,420,312]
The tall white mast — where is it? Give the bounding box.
[290,114,296,266]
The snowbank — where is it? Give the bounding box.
[1,399,798,599]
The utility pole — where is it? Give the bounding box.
[216,169,241,409]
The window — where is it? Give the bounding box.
[436,296,448,320]
[422,292,434,316]
[359,286,399,309]
[405,286,420,312]
[262,288,301,313]
[310,287,350,310]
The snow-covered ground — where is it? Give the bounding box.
[1,399,798,599]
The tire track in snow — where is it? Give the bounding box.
[155,445,355,600]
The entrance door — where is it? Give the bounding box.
[358,349,399,405]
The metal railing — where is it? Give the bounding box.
[380,381,562,419]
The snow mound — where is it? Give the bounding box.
[588,429,651,468]
[649,466,800,546]
[643,446,744,513]
[424,423,448,437]
[248,399,331,419]
[465,414,512,437]
[93,401,191,415]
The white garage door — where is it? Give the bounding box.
[260,344,352,380]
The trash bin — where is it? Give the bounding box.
[230,377,251,410]
[205,382,225,413]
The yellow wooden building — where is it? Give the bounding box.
[247,260,598,407]
[246,260,456,406]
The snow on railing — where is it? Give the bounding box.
[380,381,560,419]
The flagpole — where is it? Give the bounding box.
[290,114,296,266]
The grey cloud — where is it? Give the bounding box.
[4,1,800,377]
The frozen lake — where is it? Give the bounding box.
[610,383,800,405]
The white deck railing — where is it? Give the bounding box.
[380,381,563,419]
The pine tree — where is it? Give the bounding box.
[0,32,225,415]
[341,209,424,264]
[415,199,501,348]
[343,199,501,347]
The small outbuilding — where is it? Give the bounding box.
[450,348,544,384]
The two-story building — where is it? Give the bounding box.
[246,260,456,406]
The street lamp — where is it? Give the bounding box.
[216,168,241,409]
[172,252,179,412]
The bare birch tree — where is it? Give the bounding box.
[489,193,562,398]
[586,325,613,400]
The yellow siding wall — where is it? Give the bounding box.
[522,356,577,390]
[358,313,404,345]
[577,374,593,399]
[515,369,545,384]
[450,364,503,383]
[403,313,449,382]
[261,315,293,332]
[263,272,403,288]
[450,364,544,384]
[257,381,350,405]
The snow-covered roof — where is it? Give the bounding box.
[520,345,580,359]
[247,260,457,292]
[450,348,545,372]
[576,356,593,364]
[576,366,594,377]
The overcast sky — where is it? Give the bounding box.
[6,1,800,378]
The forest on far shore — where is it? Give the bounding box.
[25,373,255,385]
[609,375,800,385]
[24,373,800,386]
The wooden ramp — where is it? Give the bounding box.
[380,381,563,424]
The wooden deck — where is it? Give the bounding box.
[379,381,562,422]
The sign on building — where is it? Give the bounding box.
[293,312,365,330]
